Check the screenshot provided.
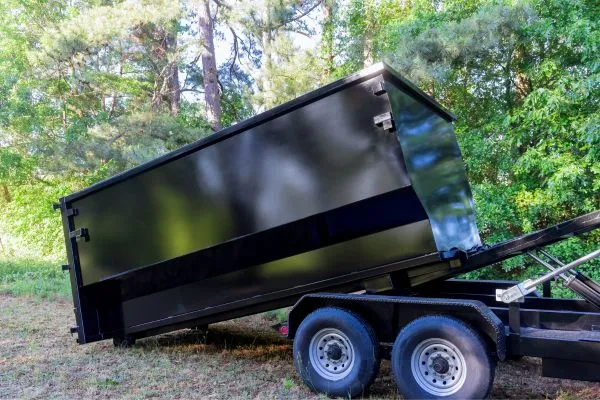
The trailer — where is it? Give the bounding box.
[55,62,600,399]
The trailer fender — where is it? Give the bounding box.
[287,293,506,360]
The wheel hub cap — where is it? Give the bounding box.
[309,328,355,381]
[432,355,450,374]
[410,338,467,396]
[326,343,343,361]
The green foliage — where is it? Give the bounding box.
[370,0,599,284]
[0,259,70,299]
[265,308,289,324]
[0,0,598,299]
[0,0,211,262]
[282,378,294,391]
[257,37,330,105]
[0,179,83,261]
[35,0,180,63]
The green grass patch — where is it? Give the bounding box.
[0,259,70,300]
[96,377,120,389]
[265,308,289,324]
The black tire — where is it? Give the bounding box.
[391,315,494,399]
[113,334,136,348]
[293,307,380,398]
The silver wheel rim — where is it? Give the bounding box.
[309,328,355,381]
[410,338,467,396]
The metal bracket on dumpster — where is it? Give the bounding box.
[496,248,600,303]
[69,228,89,242]
[374,112,395,132]
[52,203,78,217]
[373,81,387,96]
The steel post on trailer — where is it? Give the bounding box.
[496,249,600,304]
[508,302,521,355]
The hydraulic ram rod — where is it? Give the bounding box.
[497,248,600,304]
[527,252,572,283]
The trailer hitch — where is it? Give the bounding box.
[496,248,600,303]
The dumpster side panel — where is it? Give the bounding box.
[71,76,413,286]
[82,184,431,304]
[385,78,481,251]
[120,219,438,330]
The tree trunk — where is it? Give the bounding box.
[150,28,166,111]
[362,1,374,67]
[198,0,222,131]
[322,1,334,76]
[261,28,274,107]
[149,28,180,116]
[1,184,10,203]
[504,46,514,111]
[259,1,276,110]
[513,45,530,104]
[362,34,373,67]
[166,31,180,116]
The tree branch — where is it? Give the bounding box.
[271,1,323,31]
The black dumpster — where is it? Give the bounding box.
[57,62,481,343]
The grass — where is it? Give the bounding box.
[1,294,599,399]
[1,260,599,398]
[0,259,70,300]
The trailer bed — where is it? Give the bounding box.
[413,277,600,382]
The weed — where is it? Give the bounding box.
[282,377,294,391]
[97,377,120,388]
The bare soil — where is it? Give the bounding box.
[1,294,599,399]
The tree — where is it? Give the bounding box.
[0,0,597,285]
[222,0,323,108]
[321,0,335,76]
[0,0,209,259]
[198,0,222,131]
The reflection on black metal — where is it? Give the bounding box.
[385,80,481,251]
[58,63,482,343]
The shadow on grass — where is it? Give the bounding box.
[137,321,290,353]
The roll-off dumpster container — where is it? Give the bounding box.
[57,63,482,344]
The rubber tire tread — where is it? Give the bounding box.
[391,315,495,399]
[293,307,380,398]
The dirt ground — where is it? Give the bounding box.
[1,294,599,399]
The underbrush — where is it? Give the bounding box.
[0,259,70,299]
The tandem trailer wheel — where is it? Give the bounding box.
[391,315,495,399]
[293,307,380,398]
